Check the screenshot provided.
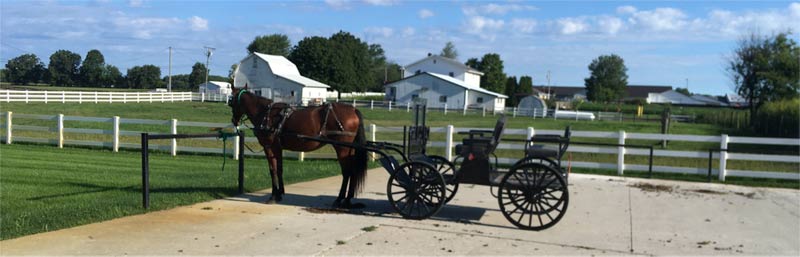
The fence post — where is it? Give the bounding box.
[618,130,626,175]
[25,90,29,103]
[137,92,140,103]
[407,102,411,112]
[298,151,305,162]
[5,111,12,144]
[554,105,558,120]
[388,101,392,111]
[353,99,356,106]
[444,104,447,115]
[170,119,178,156]
[201,92,205,102]
[463,107,467,116]
[78,92,82,104]
[533,108,537,120]
[370,100,374,109]
[526,127,535,140]
[5,90,9,102]
[512,107,517,118]
[370,124,377,161]
[113,116,120,152]
[445,125,454,161]
[719,134,729,181]
[57,114,64,148]
[482,106,486,117]
[44,91,47,104]
[233,127,240,160]
[61,91,65,103]
[123,93,127,103]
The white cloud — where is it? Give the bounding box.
[597,16,623,34]
[463,3,537,16]
[128,0,144,7]
[363,0,398,6]
[556,17,587,35]
[511,18,537,33]
[628,7,688,31]
[791,2,800,17]
[617,5,637,14]
[418,9,434,19]
[464,15,504,33]
[365,26,394,38]
[188,16,208,31]
[324,0,351,10]
[402,27,415,37]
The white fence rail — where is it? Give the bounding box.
[2,111,798,181]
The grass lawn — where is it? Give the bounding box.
[0,143,352,240]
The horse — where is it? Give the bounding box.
[228,85,368,209]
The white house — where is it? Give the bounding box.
[233,52,329,106]
[386,54,506,112]
[198,81,232,95]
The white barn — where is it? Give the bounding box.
[198,81,232,95]
[386,54,506,112]
[233,52,329,106]
[647,90,707,105]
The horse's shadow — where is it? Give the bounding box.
[227,192,503,228]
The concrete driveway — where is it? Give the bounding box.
[2,168,798,256]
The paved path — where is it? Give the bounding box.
[2,169,798,256]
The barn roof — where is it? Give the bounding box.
[386,72,506,98]
[250,52,330,88]
[404,55,484,75]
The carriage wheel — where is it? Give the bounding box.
[426,155,459,203]
[497,163,568,230]
[387,161,446,220]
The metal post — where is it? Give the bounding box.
[233,128,240,160]
[238,130,245,194]
[5,112,12,144]
[141,133,150,209]
[648,146,654,178]
[113,116,120,152]
[707,149,714,182]
[719,134,729,181]
[170,119,178,156]
[617,130,626,175]
[57,114,64,148]
[445,125,454,161]
[370,124,377,161]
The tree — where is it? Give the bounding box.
[478,53,506,93]
[465,58,480,70]
[101,65,123,87]
[440,41,458,59]
[584,54,628,102]
[126,65,162,89]
[728,31,800,124]
[4,54,46,85]
[504,76,518,106]
[48,50,82,86]
[247,34,292,56]
[675,87,691,96]
[228,64,238,80]
[518,75,533,96]
[79,49,105,87]
[328,31,372,92]
[290,36,332,85]
[188,62,208,88]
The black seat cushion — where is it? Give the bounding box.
[525,145,559,158]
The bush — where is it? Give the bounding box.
[754,99,800,138]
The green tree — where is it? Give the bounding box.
[188,62,208,88]
[504,76,518,106]
[48,50,82,86]
[79,49,105,87]
[584,54,628,102]
[728,31,800,124]
[465,58,479,70]
[440,41,458,59]
[228,63,238,80]
[101,65,123,87]
[518,75,533,95]
[675,87,691,96]
[289,36,332,85]
[126,65,162,89]
[4,54,46,85]
[247,34,292,56]
[478,53,506,93]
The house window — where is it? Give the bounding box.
[291,91,296,97]
[252,58,257,68]
[439,95,447,103]
[411,94,419,99]
[477,97,484,103]
[449,72,454,77]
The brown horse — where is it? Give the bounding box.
[229,85,368,209]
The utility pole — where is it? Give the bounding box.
[168,46,172,92]
[546,70,551,100]
[685,78,689,92]
[204,46,215,92]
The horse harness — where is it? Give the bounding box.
[253,102,346,140]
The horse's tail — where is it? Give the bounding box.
[351,108,368,196]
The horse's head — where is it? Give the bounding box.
[228,85,249,126]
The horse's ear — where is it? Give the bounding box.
[244,83,248,90]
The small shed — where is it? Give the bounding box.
[233,52,329,106]
[198,81,232,95]
[517,95,548,117]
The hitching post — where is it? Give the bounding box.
[719,134,729,181]
[170,119,178,156]
[141,133,150,209]
[617,130,626,175]
[57,114,64,148]
[445,125,454,161]
[112,116,120,152]
[5,111,12,144]
[238,130,245,194]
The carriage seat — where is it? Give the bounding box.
[525,145,559,158]
[525,126,571,161]
[456,116,507,157]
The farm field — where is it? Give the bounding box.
[0,143,359,240]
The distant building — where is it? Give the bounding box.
[532,85,672,102]
[233,52,329,106]
[646,90,707,105]
[385,54,506,112]
[725,94,749,107]
[198,81,232,95]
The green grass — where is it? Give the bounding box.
[0,83,154,92]
[0,143,346,240]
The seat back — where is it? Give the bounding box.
[558,126,571,158]
[486,115,507,154]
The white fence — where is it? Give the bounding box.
[2,112,798,181]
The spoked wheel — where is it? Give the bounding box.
[426,155,459,203]
[497,163,568,230]
[387,161,447,220]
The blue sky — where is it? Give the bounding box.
[1,0,798,95]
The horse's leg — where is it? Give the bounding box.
[275,145,285,202]
[331,145,351,208]
[265,148,280,204]
[335,146,366,209]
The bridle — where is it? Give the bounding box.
[229,89,250,126]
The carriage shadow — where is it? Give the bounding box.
[227,192,505,228]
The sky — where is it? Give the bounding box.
[1,0,798,95]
